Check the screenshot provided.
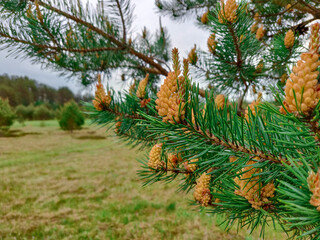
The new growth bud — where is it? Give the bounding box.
[233,158,275,210]
[184,158,198,173]
[245,93,262,120]
[284,52,320,114]
[167,153,179,170]
[256,25,265,40]
[310,23,320,53]
[218,0,238,24]
[207,33,217,54]
[308,170,320,211]
[136,74,149,99]
[188,45,198,65]
[92,74,112,111]
[155,48,187,123]
[215,94,228,110]
[194,172,212,206]
[148,143,163,170]
[201,11,209,24]
[284,30,295,49]
[115,117,122,134]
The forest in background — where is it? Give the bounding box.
[0,74,92,108]
[0,74,91,122]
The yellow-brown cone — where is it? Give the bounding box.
[256,25,265,40]
[92,74,111,111]
[148,143,163,170]
[201,11,209,24]
[308,169,320,211]
[215,94,227,110]
[207,34,217,54]
[184,158,198,173]
[194,172,212,206]
[234,159,275,209]
[167,153,179,170]
[115,117,122,134]
[218,0,238,24]
[284,53,320,114]
[245,92,262,120]
[155,49,186,123]
[188,45,198,65]
[277,17,282,26]
[136,74,149,99]
[284,30,295,48]
[310,23,320,53]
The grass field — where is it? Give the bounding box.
[0,120,287,239]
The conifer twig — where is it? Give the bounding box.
[29,0,169,76]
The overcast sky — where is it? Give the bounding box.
[0,0,208,94]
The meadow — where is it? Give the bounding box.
[0,120,286,239]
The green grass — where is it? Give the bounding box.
[0,120,287,239]
[12,119,92,128]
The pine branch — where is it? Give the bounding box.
[35,0,169,75]
[0,32,123,53]
[115,0,127,42]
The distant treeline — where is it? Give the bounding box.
[0,74,92,108]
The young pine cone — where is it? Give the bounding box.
[284,53,320,114]
[184,158,198,173]
[284,30,295,48]
[207,33,217,54]
[140,98,151,108]
[245,93,262,120]
[115,117,122,134]
[308,170,320,211]
[252,85,257,94]
[148,143,163,170]
[254,12,260,23]
[215,94,227,110]
[201,11,209,24]
[310,23,320,53]
[255,61,264,73]
[234,159,275,210]
[286,4,293,13]
[194,172,212,207]
[188,45,198,65]
[218,0,238,24]
[136,74,149,99]
[155,71,186,123]
[92,74,111,111]
[256,25,265,40]
[277,17,282,26]
[167,153,179,170]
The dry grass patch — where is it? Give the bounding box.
[0,121,286,239]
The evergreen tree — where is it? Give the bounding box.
[33,104,54,120]
[59,100,84,132]
[2,0,320,238]
[0,98,15,129]
[15,104,34,122]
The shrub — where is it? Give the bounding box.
[59,101,84,131]
[15,104,34,122]
[0,98,15,129]
[33,105,55,120]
